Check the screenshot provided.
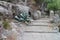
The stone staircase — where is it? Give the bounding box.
[23,33,60,40]
[13,18,60,40]
[21,18,60,40]
[24,18,59,33]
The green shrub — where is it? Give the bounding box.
[3,20,10,29]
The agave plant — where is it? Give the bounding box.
[15,12,30,24]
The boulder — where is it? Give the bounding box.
[0,1,14,18]
[50,10,54,18]
[53,14,60,24]
[15,4,30,15]
[32,10,41,20]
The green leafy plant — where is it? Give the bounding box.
[47,2,58,11]
[15,12,31,24]
[3,19,11,29]
[46,0,60,11]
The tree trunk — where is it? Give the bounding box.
[41,1,45,17]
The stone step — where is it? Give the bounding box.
[28,22,50,26]
[31,19,50,23]
[40,18,50,20]
[24,26,59,32]
[22,33,60,40]
[31,20,50,23]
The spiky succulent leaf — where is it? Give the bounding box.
[15,12,30,23]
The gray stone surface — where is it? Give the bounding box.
[28,18,50,26]
[24,26,58,32]
[32,10,42,20]
[28,22,50,26]
[23,33,60,40]
[53,14,60,24]
[50,10,54,18]
[11,18,60,40]
[21,18,60,40]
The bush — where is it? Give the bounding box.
[3,19,11,29]
[58,25,60,32]
[50,20,54,23]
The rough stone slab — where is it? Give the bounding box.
[28,22,50,26]
[24,26,58,32]
[22,33,60,40]
[31,19,50,23]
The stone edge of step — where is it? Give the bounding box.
[24,31,58,33]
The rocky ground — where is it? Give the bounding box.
[0,1,60,40]
[8,18,60,40]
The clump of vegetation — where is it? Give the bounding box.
[50,21,54,23]
[15,12,31,24]
[3,19,11,30]
[58,25,60,32]
[58,23,60,32]
[46,0,58,11]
